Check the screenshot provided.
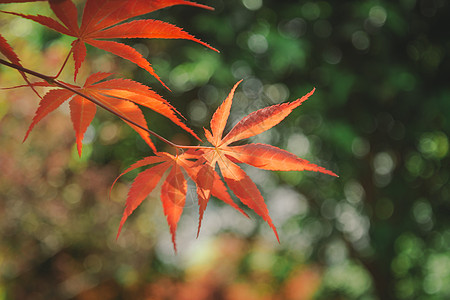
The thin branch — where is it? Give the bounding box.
[0,58,211,150]
[53,48,73,79]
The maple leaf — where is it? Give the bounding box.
[112,81,337,251]
[200,80,338,242]
[24,72,199,156]
[1,0,218,87]
[177,150,250,238]
[111,151,248,252]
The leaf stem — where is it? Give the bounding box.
[0,58,211,150]
[53,48,73,79]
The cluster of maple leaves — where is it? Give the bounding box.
[0,0,337,251]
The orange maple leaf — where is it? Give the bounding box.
[111,151,248,252]
[23,72,199,156]
[112,81,337,251]
[201,81,337,242]
[1,0,218,87]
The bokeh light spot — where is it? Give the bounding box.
[302,2,321,20]
[419,132,449,159]
[323,46,342,64]
[248,33,268,54]
[369,6,387,27]
[242,0,262,11]
[287,133,310,157]
[373,152,395,175]
[352,31,370,50]
[188,100,208,125]
[352,137,370,157]
[278,18,307,39]
[412,200,433,226]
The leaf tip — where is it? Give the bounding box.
[270,222,280,243]
[76,142,83,158]
[201,4,215,11]
[22,126,33,143]
[172,236,178,253]
[316,165,339,178]
[22,134,29,144]
[196,212,205,239]
[152,73,171,92]
[116,209,131,241]
[116,225,123,241]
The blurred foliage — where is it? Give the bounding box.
[1,0,450,299]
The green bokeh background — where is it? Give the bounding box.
[1,0,449,299]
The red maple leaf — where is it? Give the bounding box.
[1,0,218,87]
[111,151,248,252]
[112,81,337,251]
[201,80,337,242]
[23,72,199,156]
